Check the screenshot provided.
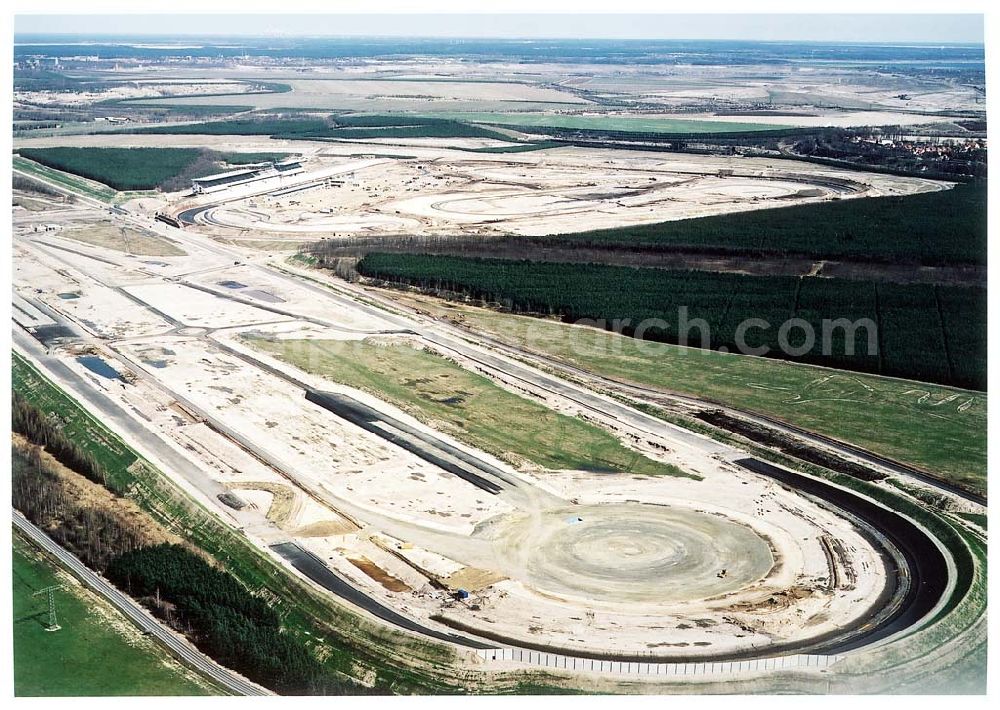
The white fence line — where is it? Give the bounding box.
[476,647,842,676]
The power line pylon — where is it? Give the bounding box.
[33,585,64,632]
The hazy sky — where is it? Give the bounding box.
[14,14,985,43]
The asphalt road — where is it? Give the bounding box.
[270,542,497,650]
[13,512,272,696]
[268,264,726,456]
[733,458,956,654]
[306,389,513,495]
[13,327,238,512]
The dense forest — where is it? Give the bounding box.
[106,544,334,694]
[500,121,813,142]
[357,253,987,390]
[534,182,986,266]
[134,113,515,142]
[309,182,986,270]
[16,147,290,191]
[12,396,365,694]
[12,443,152,572]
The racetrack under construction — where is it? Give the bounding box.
[10,143,984,691]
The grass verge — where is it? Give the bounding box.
[13,156,117,202]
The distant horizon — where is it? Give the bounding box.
[12,33,987,47]
[13,14,985,44]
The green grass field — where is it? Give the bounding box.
[250,337,690,478]
[13,156,118,202]
[13,531,217,696]
[392,296,986,496]
[418,112,782,135]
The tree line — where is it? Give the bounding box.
[106,544,342,694]
[133,113,514,142]
[13,391,105,485]
[356,253,986,391]
[308,182,986,268]
[16,147,290,192]
[12,389,373,694]
[12,442,153,573]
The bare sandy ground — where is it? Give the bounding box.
[175,146,946,241]
[72,58,981,117]
[12,210,890,658]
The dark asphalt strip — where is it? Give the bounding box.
[305,389,509,494]
[734,457,952,653]
[269,542,496,650]
[177,205,208,225]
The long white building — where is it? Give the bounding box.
[191,159,304,194]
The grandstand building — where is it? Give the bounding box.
[191,159,305,194]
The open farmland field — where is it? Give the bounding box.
[383,290,987,497]
[248,336,688,477]
[15,147,291,192]
[13,531,217,696]
[119,78,591,113]
[57,223,187,257]
[419,111,784,135]
[357,253,987,391]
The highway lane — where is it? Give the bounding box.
[13,512,271,696]
[14,324,515,655]
[13,297,922,665]
[13,327,239,512]
[122,194,959,513]
[456,329,988,506]
[733,458,956,654]
[306,390,511,494]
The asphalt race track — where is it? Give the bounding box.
[734,458,959,653]
[270,542,497,650]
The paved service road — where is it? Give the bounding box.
[13,511,272,696]
[270,542,497,650]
